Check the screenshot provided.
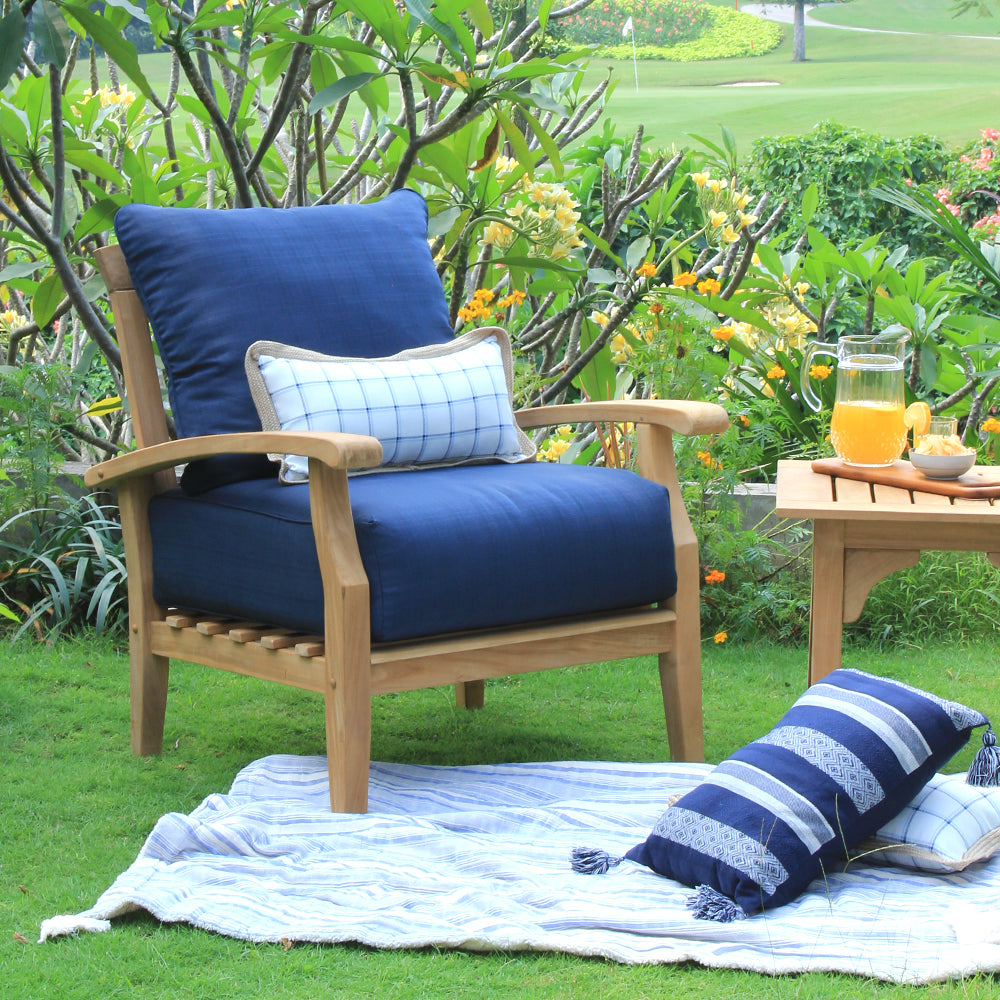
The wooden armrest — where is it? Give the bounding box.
[515,399,729,437]
[83,431,383,488]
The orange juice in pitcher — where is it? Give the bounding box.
[801,329,910,467]
[830,400,906,467]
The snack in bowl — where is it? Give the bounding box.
[909,444,976,479]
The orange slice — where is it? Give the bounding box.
[903,401,931,437]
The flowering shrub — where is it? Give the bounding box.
[598,6,782,60]
[555,0,712,48]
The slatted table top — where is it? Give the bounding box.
[774,459,1000,526]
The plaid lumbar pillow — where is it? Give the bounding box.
[855,770,1000,873]
[573,669,990,921]
[246,328,534,482]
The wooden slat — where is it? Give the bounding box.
[196,618,241,635]
[871,483,914,506]
[773,460,833,515]
[165,613,199,629]
[909,490,954,507]
[260,633,311,650]
[294,638,325,658]
[149,622,327,692]
[229,625,296,644]
[832,477,874,505]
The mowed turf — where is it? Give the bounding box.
[584,27,1000,152]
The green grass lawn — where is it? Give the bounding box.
[4,634,1000,998]
[584,28,1000,152]
[814,0,1000,36]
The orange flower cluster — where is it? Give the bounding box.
[635,262,657,279]
[458,287,525,324]
[672,271,698,288]
[982,417,1000,434]
[766,365,786,380]
[457,288,495,323]
[704,569,725,584]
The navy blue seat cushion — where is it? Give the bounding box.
[114,191,452,493]
[147,462,677,643]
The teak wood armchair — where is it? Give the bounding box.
[85,193,729,812]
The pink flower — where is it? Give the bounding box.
[946,203,962,217]
[904,178,913,187]
[936,187,952,203]
[981,128,1000,141]
[960,154,971,163]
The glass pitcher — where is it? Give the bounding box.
[801,328,910,467]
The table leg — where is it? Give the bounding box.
[808,520,846,686]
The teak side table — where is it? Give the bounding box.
[774,459,1000,684]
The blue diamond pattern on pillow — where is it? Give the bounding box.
[622,668,989,920]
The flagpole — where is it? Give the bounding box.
[631,23,638,93]
[622,17,638,93]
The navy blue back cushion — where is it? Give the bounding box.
[114,190,453,442]
[146,463,678,643]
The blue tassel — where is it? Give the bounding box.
[570,847,624,875]
[967,726,1000,787]
[685,884,746,923]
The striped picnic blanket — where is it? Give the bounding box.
[40,756,1000,983]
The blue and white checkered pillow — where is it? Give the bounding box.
[856,772,1000,872]
[246,329,534,482]
[607,669,989,920]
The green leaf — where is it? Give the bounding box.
[575,319,616,402]
[495,109,535,176]
[33,1,71,66]
[404,0,464,62]
[625,236,651,273]
[801,183,819,226]
[307,73,378,115]
[587,267,618,286]
[0,261,47,283]
[464,0,492,35]
[537,0,555,34]
[105,0,149,22]
[63,3,155,100]
[0,8,26,90]
[520,111,562,178]
[62,146,129,188]
[31,270,63,327]
[75,198,123,239]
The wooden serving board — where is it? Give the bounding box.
[810,458,1000,499]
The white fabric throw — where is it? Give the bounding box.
[40,756,1000,983]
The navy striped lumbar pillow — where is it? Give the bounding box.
[578,669,989,921]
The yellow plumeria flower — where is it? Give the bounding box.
[720,225,740,244]
[590,310,610,327]
[708,210,727,229]
[738,211,757,230]
[691,171,709,188]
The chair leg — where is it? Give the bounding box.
[130,628,170,756]
[658,646,704,762]
[455,680,485,709]
[324,684,372,813]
